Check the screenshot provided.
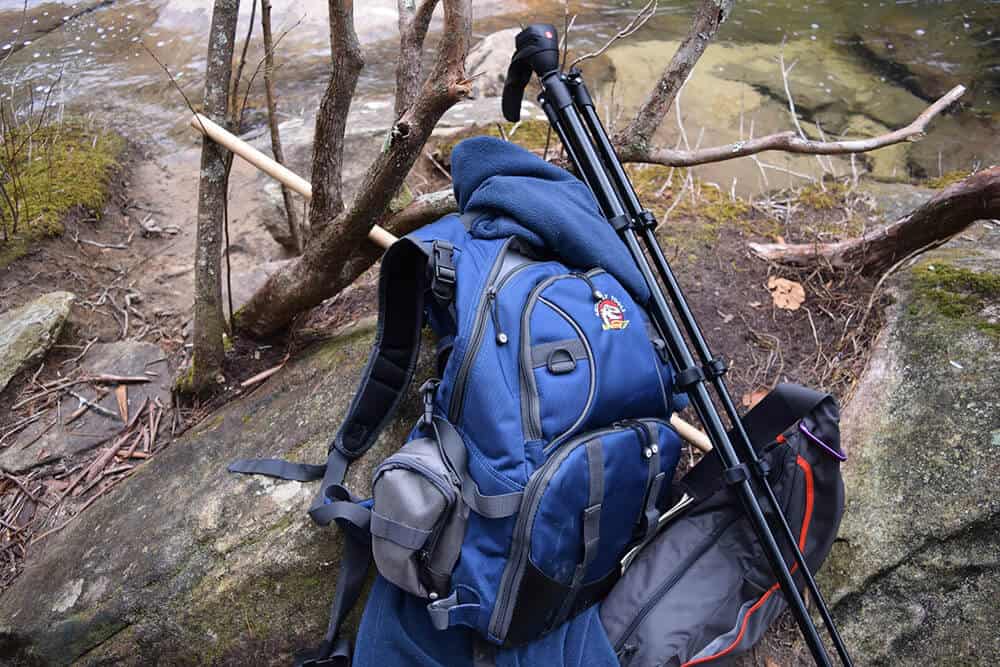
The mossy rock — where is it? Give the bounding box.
[0,320,434,665]
[822,229,1000,664]
[433,119,553,168]
[0,119,125,267]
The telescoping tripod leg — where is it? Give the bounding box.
[499,23,849,667]
[563,70,855,667]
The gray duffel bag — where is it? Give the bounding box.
[601,384,846,667]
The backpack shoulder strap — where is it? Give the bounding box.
[333,236,434,461]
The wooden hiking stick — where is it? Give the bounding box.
[187,113,713,453]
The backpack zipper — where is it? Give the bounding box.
[518,269,606,443]
[448,238,515,423]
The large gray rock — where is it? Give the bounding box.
[822,223,1000,664]
[0,342,172,473]
[465,28,520,99]
[0,291,74,394]
[0,319,429,665]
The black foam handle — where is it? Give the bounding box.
[501,23,561,122]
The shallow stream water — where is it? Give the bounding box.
[0,0,996,188]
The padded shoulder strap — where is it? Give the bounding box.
[332,238,431,461]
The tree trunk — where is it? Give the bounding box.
[308,0,364,236]
[748,167,1000,274]
[261,0,303,253]
[234,0,471,337]
[184,0,239,395]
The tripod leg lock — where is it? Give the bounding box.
[675,366,705,391]
[705,356,728,379]
[723,463,751,486]
[635,210,658,231]
[609,213,631,232]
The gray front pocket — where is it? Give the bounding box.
[371,437,468,599]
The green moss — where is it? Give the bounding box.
[923,170,970,189]
[797,181,850,210]
[910,261,1000,338]
[0,119,124,266]
[434,119,552,166]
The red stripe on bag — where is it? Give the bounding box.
[681,456,814,666]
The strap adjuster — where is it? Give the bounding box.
[430,241,456,302]
[418,379,440,429]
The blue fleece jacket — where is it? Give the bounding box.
[451,136,651,305]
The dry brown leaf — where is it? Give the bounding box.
[115,385,129,423]
[767,276,806,310]
[741,388,769,408]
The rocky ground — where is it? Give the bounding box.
[0,16,997,667]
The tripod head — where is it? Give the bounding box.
[502,24,560,122]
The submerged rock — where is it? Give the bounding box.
[824,224,1000,664]
[0,320,430,665]
[0,291,74,394]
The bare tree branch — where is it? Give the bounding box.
[613,0,734,157]
[384,188,457,235]
[748,166,1000,274]
[236,0,472,337]
[617,85,966,167]
[261,0,303,253]
[395,0,441,117]
[569,0,657,69]
[309,0,365,235]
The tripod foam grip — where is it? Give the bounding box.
[501,24,561,122]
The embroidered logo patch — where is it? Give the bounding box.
[595,296,629,331]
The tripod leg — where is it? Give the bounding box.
[565,72,853,667]
[535,75,835,667]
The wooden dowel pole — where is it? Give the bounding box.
[188,113,398,248]
[186,113,710,450]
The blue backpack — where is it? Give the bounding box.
[231,138,688,662]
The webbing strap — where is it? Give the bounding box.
[679,383,833,502]
[433,418,523,518]
[557,438,604,625]
[370,510,432,550]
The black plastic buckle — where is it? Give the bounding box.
[723,463,751,486]
[418,379,441,429]
[675,366,705,391]
[635,210,658,231]
[430,241,457,302]
[704,356,728,379]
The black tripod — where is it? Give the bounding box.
[501,24,853,667]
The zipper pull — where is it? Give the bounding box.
[489,289,508,344]
[576,272,605,301]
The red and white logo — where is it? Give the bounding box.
[595,296,629,331]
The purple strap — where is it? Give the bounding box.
[798,422,847,461]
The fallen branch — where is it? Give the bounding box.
[618,85,967,167]
[748,166,1000,274]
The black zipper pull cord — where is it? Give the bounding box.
[489,289,508,344]
[575,272,605,301]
